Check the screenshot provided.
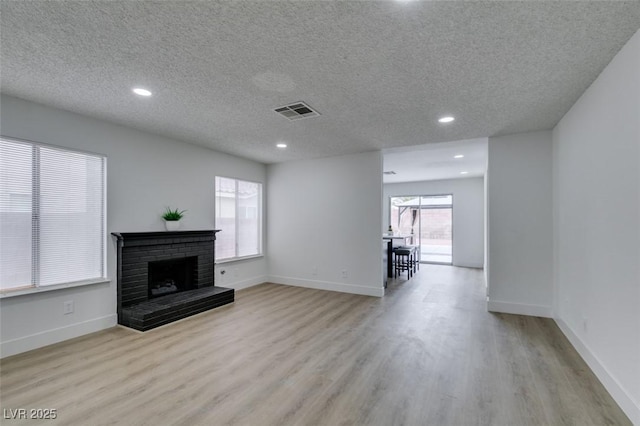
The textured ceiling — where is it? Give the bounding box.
[1,1,639,164]
[383,138,488,184]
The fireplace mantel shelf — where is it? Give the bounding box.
[112,230,221,241]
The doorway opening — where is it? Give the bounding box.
[390,194,453,265]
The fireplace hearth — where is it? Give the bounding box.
[112,230,233,331]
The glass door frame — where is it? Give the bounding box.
[388,193,454,265]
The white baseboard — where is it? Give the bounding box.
[223,275,267,291]
[453,261,484,269]
[487,299,552,318]
[269,275,384,297]
[555,318,640,425]
[0,314,117,359]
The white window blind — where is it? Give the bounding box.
[0,140,32,290]
[0,137,106,291]
[215,176,262,261]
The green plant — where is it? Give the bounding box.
[162,207,186,221]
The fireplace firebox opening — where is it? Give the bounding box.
[148,256,197,299]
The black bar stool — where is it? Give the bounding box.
[397,245,419,274]
[393,247,414,279]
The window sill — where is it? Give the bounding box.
[0,278,111,299]
[216,254,264,264]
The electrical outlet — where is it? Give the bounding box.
[582,316,588,333]
[63,300,74,315]
[341,270,348,279]
[312,266,318,276]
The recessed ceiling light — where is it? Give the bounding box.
[454,154,464,159]
[438,116,455,123]
[460,171,469,175]
[276,143,287,149]
[132,87,152,97]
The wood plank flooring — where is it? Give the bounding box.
[0,265,630,425]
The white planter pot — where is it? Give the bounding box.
[164,220,181,231]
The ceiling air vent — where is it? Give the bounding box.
[274,101,320,121]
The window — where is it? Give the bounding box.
[0,137,107,292]
[215,176,262,261]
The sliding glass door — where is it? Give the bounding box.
[419,195,452,264]
[389,194,453,264]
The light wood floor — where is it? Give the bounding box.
[0,266,630,425]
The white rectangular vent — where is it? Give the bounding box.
[274,101,320,121]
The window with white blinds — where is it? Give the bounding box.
[0,137,106,292]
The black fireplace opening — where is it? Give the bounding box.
[148,256,197,299]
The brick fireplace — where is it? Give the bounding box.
[112,230,234,331]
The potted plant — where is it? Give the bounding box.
[162,207,186,231]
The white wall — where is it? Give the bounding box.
[486,130,553,318]
[553,30,640,424]
[383,177,484,268]
[267,151,384,297]
[0,95,268,357]
[484,168,489,289]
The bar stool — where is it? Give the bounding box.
[405,245,420,273]
[394,247,414,279]
[397,245,419,274]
